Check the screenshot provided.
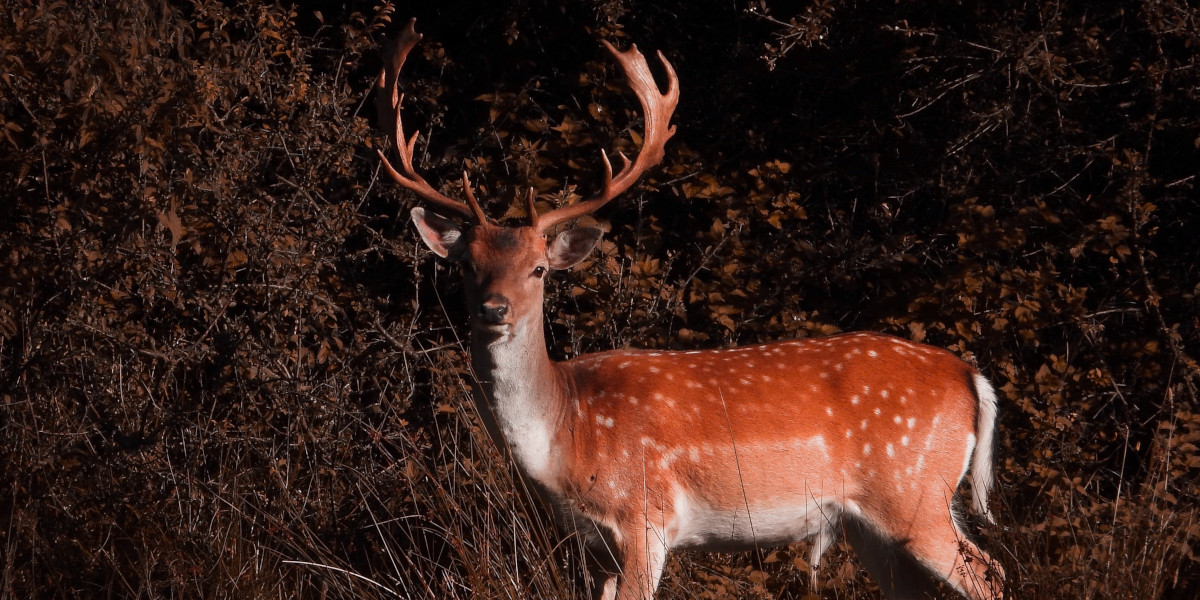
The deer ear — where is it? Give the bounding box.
[411,207,466,259]
[547,226,603,270]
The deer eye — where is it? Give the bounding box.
[532,266,547,279]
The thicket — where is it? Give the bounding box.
[1,0,1197,598]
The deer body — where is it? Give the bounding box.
[379,19,1003,600]
[552,335,989,542]
[478,305,1001,599]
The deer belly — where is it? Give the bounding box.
[669,491,840,552]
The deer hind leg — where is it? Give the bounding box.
[847,506,1004,600]
[843,517,943,599]
[925,520,1004,600]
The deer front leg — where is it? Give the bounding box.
[586,546,618,600]
[609,517,669,600]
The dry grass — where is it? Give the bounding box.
[2,0,1198,598]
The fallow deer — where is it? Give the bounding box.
[376,19,1004,600]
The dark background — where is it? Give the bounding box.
[2,0,1197,597]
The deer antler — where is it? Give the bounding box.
[376,19,486,223]
[535,41,679,233]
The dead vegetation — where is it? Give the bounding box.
[1,0,1197,598]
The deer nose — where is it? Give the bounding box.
[478,296,509,325]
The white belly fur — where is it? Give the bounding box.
[670,489,843,552]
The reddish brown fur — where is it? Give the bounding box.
[548,335,1001,599]
[559,334,977,509]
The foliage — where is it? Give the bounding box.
[1,0,1197,598]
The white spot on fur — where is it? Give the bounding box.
[804,435,830,461]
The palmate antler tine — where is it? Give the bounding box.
[376,19,479,223]
[536,41,679,232]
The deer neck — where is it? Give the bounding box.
[470,310,569,484]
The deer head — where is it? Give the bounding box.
[376,19,677,345]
